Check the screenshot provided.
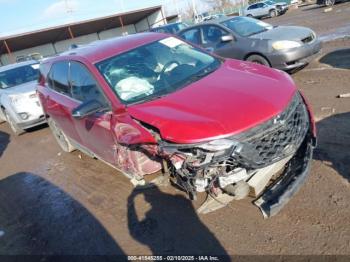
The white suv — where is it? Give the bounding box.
[0,61,46,135]
[244,2,279,18]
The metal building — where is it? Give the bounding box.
[0,5,167,65]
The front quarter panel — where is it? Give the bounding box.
[112,109,158,145]
[0,94,20,122]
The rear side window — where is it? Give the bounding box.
[48,61,70,96]
[70,62,107,104]
[179,28,201,45]
[248,4,257,10]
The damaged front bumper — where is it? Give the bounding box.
[254,135,314,218]
[155,92,316,218]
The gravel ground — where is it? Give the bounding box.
[0,2,349,257]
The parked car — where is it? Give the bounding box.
[178,16,321,71]
[16,53,43,63]
[264,0,289,15]
[316,0,346,6]
[0,61,46,135]
[244,1,280,18]
[195,13,227,23]
[37,33,316,217]
[203,14,227,21]
[150,22,188,34]
[194,12,210,23]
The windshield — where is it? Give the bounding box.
[221,17,273,37]
[96,37,221,105]
[0,63,39,89]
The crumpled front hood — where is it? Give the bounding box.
[0,81,37,96]
[128,60,297,144]
[251,26,313,42]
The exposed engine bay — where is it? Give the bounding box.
[142,92,316,217]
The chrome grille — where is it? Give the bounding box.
[232,93,310,168]
[301,34,315,44]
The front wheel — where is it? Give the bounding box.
[48,118,75,152]
[247,14,253,17]
[269,9,277,17]
[4,110,25,136]
[245,54,271,67]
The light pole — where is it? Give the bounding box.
[191,0,198,17]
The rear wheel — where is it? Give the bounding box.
[324,0,335,6]
[246,54,271,67]
[247,14,253,17]
[0,108,5,124]
[269,9,277,17]
[4,110,25,136]
[48,118,75,152]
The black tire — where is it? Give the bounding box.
[269,9,277,17]
[0,107,5,124]
[4,110,25,136]
[247,14,253,17]
[48,118,75,153]
[324,0,335,6]
[245,54,271,67]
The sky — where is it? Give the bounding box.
[0,0,201,38]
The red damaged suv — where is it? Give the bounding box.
[37,33,316,218]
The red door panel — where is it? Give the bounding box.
[73,111,116,164]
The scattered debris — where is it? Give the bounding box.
[324,7,333,13]
[57,152,61,156]
[306,79,317,84]
[315,107,336,122]
[197,194,234,214]
[78,154,82,159]
[337,93,350,98]
[0,230,4,237]
[130,177,147,187]
[321,107,336,113]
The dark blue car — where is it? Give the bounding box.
[150,22,188,34]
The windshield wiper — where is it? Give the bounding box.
[247,28,269,37]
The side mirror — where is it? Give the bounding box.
[221,35,234,42]
[71,100,107,119]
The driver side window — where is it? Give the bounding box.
[179,28,201,45]
[202,25,229,46]
[69,61,107,105]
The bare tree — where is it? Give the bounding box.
[182,1,197,19]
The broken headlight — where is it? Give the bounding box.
[196,138,237,152]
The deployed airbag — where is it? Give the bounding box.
[115,77,154,101]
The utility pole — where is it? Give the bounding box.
[191,0,198,16]
[119,0,125,12]
[64,0,74,14]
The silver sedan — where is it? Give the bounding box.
[177,17,322,71]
